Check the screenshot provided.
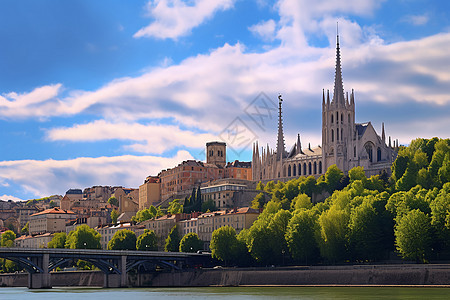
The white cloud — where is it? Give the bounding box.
[249,19,276,41]
[0,151,193,198]
[134,0,235,39]
[47,120,218,154]
[0,84,62,118]
[0,194,24,202]
[402,14,429,26]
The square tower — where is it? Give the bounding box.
[206,141,226,168]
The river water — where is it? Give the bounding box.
[1,286,449,299]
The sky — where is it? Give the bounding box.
[0,0,449,201]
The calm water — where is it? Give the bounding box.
[1,287,449,300]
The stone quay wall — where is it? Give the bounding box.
[2,264,450,288]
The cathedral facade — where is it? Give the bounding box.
[252,35,398,182]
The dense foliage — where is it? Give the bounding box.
[65,224,101,249]
[47,232,67,248]
[179,232,203,253]
[132,205,163,223]
[107,229,137,250]
[0,230,16,248]
[211,138,450,265]
[164,225,181,252]
[136,229,158,251]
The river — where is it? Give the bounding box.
[1,286,449,299]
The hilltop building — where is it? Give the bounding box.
[252,34,398,181]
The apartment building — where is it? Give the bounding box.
[139,176,160,210]
[29,208,75,235]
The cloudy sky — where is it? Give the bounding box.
[0,0,449,201]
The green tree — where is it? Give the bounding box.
[318,206,349,262]
[65,224,101,249]
[47,232,67,248]
[167,199,183,214]
[21,222,29,235]
[111,208,119,224]
[349,166,366,183]
[164,225,180,252]
[395,209,432,262]
[210,226,241,265]
[201,199,216,212]
[285,209,319,263]
[0,230,16,247]
[291,193,313,211]
[179,232,203,253]
[107,229,137,250]
[348,197,391,261]
[136,229,158,251]
[392,152,410,181]
[256,181,264,190]
[108,196,119,207]
[251,192,266,209]
[325,164,344,193]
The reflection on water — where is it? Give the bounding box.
[1,286,449,300]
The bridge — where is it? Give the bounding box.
[0,248,212,289]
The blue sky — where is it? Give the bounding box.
[0,0,449,201]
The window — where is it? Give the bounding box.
[348,114,351,124]
[331,114,334,123]
[314,162,317,174]
[377,147,382,162]
[303,163,307,175]
[354,146,356,157]
[319,161,322,173]
[293,164,296,177]
[341,128,343,141]
[308,162,312,175]
[341,113,343,124]
[331,129,334,142]
[336,129,339,141]
[288,165,291,177]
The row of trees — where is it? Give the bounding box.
[210,138,450,265]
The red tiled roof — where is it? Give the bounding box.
[31,207,75,216]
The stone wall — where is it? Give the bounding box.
[2,265,450,288]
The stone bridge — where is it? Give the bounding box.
[0,248,211,289]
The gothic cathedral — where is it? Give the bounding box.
[252,34,398,181]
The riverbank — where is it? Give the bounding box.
[2,264,450,288]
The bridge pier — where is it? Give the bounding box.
[103,255,127,288]
[28,253,51,289]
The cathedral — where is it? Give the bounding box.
[252,34,398,182]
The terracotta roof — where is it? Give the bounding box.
[31,207,75,216]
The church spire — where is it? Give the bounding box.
[276,94,286,160]
[332,24,345,107]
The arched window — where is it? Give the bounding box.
[293,164,296,177]
[331,114,334,123]
[319,161,322,173]
[288,165,291,177]
[337,129,339,141]
[341,113,343,124]
[283,166,286,177]
[341,128,343,141]
[365,142,374,163]
[308,162,312,175]
[314,162,317,174]
[336,112,338,122]
[299,164,301,176]
[303,163,307,175]
[377,147,382,162]
[354,146,356,157]
[331,129,334,142]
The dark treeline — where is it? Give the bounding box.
[210,137,450,265]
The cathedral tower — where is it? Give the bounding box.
[322,33,356,173]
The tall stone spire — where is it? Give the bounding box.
[276,94,286,161]
[332,24,345,107]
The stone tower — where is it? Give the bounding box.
[322,33,356,173]
[206,141,226,168]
